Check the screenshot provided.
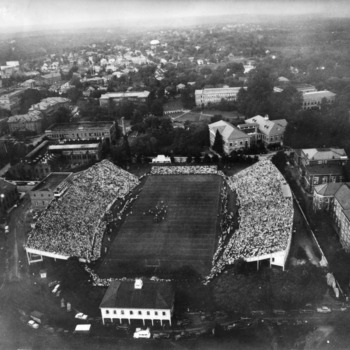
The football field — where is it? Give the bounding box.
[98,174,222,277]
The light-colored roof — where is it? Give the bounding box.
[195,87,242,96]
[48,143,100,150]
[8,110,43,123]
[314,182,345,196]
[209,120,248,140]
[301,148,347,161]
[303,90,336,99]
[100,91,150,99]
[245,115,287,136]
[335,184,350,210]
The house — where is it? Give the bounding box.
[100,279,174,326]
[209,120,250,154]
[294,148,348,193]
[313,182,346,211]
[7,110,44,134]
[21,79,37,89]
[244,115,287,147]
[0,90,24,114]
[30,172,72,210]
[41,72,62,85]
[0,65,15,79]
[333,183,350,251]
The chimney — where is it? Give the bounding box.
[121,116,126,136]
[134,278,143,289]
[264,114,269,120]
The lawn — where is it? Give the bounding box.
[98,174,222,277]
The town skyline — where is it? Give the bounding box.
[0,0,350,33]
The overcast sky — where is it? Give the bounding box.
[0,0,350,32]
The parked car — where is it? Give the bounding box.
[153,332,170,339]
[27,320,39,329]
[75,313,88,320]
[317,306,331,313]
[133,327,151,339]
[52,284,60,294]
[116,323,130,331]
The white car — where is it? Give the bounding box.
[52,284,60,294]
[4,225,9,233]
[133,327,151,339]
[75,312,88,320]
[28,320,39,329]
[317,306,331,313]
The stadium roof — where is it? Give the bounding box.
[100,280,174,310]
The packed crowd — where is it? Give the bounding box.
[207,160,294,281]
[26,160,140,261]
[150,165,218,175]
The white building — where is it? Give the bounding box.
[195,87,242,107]
[100,279,174,326]
[302,90,336,110]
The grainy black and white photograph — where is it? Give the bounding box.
[0,0,350,349]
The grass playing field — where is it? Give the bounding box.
[98,174,222,277]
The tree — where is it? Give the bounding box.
[150,99,164,117]
[66,87,82,104]
[53,107,71,124]
[212,130,224,154]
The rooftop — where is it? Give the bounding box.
[46,121,115,132]
[99,280,174,310]
[48,143,100,150]
[195,87,242,95]
[303,90,336,99]
[314,182,345,196]
[335,184,350,210]
[32,172,72,192]
[209,120,248,140]
[100,91,150,99]
[245,115,287,136]
[302,148,347,161]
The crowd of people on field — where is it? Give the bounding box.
[26,160,139,261]
[150,165,218,175]
[143,201,168,223]
[206,160,294,281]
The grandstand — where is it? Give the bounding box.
[25,160,140,264]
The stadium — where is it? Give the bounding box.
[25,159,294,279]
